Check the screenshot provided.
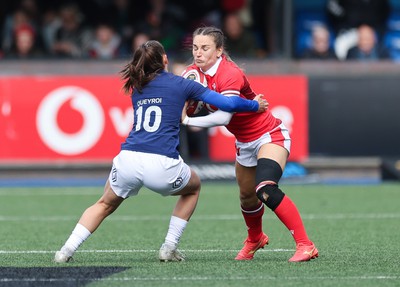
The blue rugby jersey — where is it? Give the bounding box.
[121,71,258,159]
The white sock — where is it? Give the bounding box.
[60,223,91,256]
[164,216,188,248]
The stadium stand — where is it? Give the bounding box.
[294,0,400,61]
[384,12,400,61]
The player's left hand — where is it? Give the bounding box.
[254,94,268,113]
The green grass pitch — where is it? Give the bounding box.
[0,182,399,287]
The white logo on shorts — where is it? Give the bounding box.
[172,177,183,189]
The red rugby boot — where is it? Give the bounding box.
[289,242,319,262]
[235,233,269,260]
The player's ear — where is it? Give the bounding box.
[163,54,169,66]
[217,48,223,58]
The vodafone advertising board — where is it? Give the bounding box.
[0,75,308,163]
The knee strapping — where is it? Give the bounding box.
[256,184,285,210]
[255,158,285,210]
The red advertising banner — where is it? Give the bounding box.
[208,76,308,162]
[0,75,307,163]
[0,76,131,162]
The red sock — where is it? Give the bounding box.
[241,202,264,242]
[274,195,311,245]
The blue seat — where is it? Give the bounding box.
[383,31,400,61]
[386,12,400,32]
[296,30,313,56]
[295,11,328,33]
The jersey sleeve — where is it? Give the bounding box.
[200,90,258,112]
[181,70,259,113]
[183,110,233,127]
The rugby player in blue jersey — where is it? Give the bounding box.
[54,40,266,263]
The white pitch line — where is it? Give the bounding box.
[0,249,294,254]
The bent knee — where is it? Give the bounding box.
[96,200,119,216]
[256,184,285,210]
[239,188,257,201]
[255,158,285,210]
[98,193,123,215]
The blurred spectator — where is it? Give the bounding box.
[116,32,151,58]
[51,3,91,58]
[88,24,121,59]
[326,0,391,60]
[5,23,43,59]
[132,32,150,52]
[41,7,62,54]
[79,0,136,53]
[2,0,41,52]
[346,24,390,61]
[301,25,338,60]
[222,12,258,58]
[2,9,32,53]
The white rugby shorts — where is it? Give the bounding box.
[109,150,191,198]
[235,122,291,167]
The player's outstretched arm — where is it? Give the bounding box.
[201,90,266,113]
[182,109,233,127]
[182,94,268,127]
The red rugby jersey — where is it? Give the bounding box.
[184,56,280,142]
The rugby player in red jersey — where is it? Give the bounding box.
[181,27,318,262]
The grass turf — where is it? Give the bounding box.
[0,183,399,287]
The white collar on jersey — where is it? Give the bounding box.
[200,56,222,77]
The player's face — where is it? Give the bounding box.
[192,35,222,72]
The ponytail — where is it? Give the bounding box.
[120,40,166,94]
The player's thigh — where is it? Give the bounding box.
[257,143,289,171]
[235,161,257,196]
[98,179,125,209]
[172,168,200,196]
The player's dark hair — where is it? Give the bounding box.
[192,26,231,60]
[120,40,166,94]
